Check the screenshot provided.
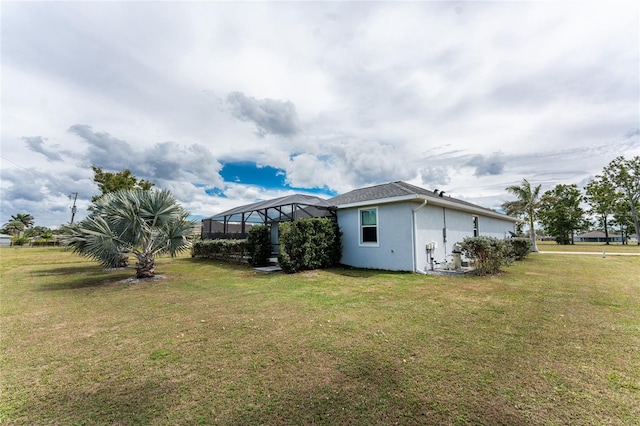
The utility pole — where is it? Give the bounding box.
[70,192,78,224]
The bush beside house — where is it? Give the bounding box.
[461,236,513,275]
[461,236,533,275]
[507,237,533,261]
[278,218,342,273]
[246,225,271,266]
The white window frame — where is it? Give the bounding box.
[359,207,379,247]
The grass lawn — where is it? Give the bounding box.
[1,247,639,425]
[537,240,640,254]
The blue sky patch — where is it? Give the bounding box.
[205,187,227,197]
[220,161,337,196]
[220,161,286,188]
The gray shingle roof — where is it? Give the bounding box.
[328,181,510,218]
[206,181,517,224]
[576,231,621,238]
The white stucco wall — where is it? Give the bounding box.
[337,203,414,271]
[476,215,516,239]
[414,204,447,270]
[414,205,516,270]
[338,200,517,272]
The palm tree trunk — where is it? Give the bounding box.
[136,252,155,279]
[529,216,539,252]
[118,253,129,268]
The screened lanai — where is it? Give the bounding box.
[201,193,336,240]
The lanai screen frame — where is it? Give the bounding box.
[201,194,336,239]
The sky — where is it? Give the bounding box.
[1,1,639,228]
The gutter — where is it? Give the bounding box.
[333,194,420,210]
[333,193,518,223]
[412,197,428,274]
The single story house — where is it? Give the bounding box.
[327,181,519,272]
[203,181,520,273]
[575,231,623,243]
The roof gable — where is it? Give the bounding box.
[327,181,413,205]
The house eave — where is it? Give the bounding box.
[424,196,520,222]
[332,194,421,209]
[335,194,519,223]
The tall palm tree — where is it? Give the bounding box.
[62,189,195,279]
[11,213,34,229]
[502,178,542,252]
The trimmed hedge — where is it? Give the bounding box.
[246,225,271,266]
[191,239,249,262]
[460,236,513,276]
[30,240,60,247]
[278,218,342,274]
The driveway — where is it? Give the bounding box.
[538,251,640,256]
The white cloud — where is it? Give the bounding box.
[1,1,638,227]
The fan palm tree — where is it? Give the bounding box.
[62,189,195,279]
[502,178,542,252]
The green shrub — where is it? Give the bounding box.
[191,239,248,262]
[278,219,342,274]
[10,236,29,246]
[460,236,513,276]
[246,225,271,266]
[30,238,60,247]
[507,237,532,261]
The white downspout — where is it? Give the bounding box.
[412,199,428,274]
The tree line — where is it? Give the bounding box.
[1,167,157,242]
[2,167,194,280]
[502,155,639,248]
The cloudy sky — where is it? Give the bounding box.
[1,1,638,228]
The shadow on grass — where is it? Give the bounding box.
[21,378,177,425]
[224,350,530,425]
[32,264,134,291]
[326,266,414,279]
[175,256,252,270]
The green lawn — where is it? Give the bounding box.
[1,247,639,425]
[537,240,640,254]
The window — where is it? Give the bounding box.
[360,208,378,245]
[472,216,479,237]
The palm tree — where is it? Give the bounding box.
[3,220,25,236]
[11,213,34,229]
[62,189,195,279]
[502,178,542,252]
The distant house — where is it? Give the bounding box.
[203,181,520,273]
[0,234,11,247]
[575,231,623,243]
